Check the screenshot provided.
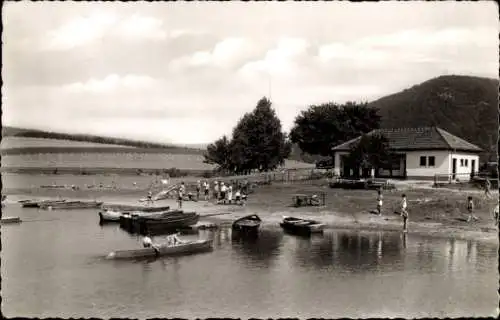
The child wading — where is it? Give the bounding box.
[400,194,409,232]
[376,188,383,215]
[466,196,477,222]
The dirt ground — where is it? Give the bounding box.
[191,180,499,244]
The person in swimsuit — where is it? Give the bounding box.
[400,194,408,232]
[376,189,383,216]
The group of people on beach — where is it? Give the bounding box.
[173,180,250,208]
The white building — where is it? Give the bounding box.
[332,127,482,182]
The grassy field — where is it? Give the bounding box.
[0,137,135,149]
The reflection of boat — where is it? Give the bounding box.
[280,216,325,235]
[232,214,262,234]
[106,239,213,260]
[40,200,103,210]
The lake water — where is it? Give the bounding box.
[1,199,498,318]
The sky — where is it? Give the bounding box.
[2,1,498,145]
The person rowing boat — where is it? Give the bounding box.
[142,234,160,255]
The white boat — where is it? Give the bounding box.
[99,210,123,222]
[106,239,213,260]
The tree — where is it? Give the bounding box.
[344,133,394,175]
[203,135,232,172]
[289,102,381,158]
[230,97,291,173]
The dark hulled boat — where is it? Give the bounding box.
[280,216,325,235]
[232,214,262,235]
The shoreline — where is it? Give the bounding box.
[4,179,498,245]
[199,208,499,245]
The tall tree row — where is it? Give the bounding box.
[204,97,291,174]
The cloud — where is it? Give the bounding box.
[42,12,169,51]
[43,12,118,50]
[63,74,159,93]
[238,37,310,78]
[169,37,255,70]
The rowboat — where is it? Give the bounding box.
[232,214,262,234]
[40,200,103,210]
[102,204,171,212]
[280,216,325,235]
[100,207,172,223]
[21,199,67,208]
[120,210,199,233]
[106,239,213,260]
[1,216,22,224]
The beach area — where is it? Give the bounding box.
[4,173,498,244]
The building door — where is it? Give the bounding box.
[452,158,457,180]
[471,159,476,177]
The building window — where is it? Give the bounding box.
[460,159,464,167]
[420,156,427,167]
[428,156,435,167]
[465,159,468,166]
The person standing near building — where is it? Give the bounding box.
[400,194,409,232]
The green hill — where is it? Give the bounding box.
[1,126,204,154]
[369,75,498,162]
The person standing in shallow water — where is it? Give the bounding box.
[466,196,477,222]
[400,194,409,232]
[376,188,383,216]
[484,178,492,199]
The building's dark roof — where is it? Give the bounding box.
[332,127,482,153]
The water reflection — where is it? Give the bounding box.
[229,228,283,268]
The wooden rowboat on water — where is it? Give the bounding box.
[232,214,262,235]
[280,216,325,235]
[40,200,103,210]
[99,207,172,223]
[106,239,213,260]
[102,204,171,212]
[1,216,22,224]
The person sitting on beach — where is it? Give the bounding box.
[376,189,383,216]
[400,194,409,232]
[234,188,241,205]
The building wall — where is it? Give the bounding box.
[450,152,480,181]
[405,150,450,178]
[333,152,348,176]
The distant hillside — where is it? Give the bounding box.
[1,126,205,154]
[369,75,498,162]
